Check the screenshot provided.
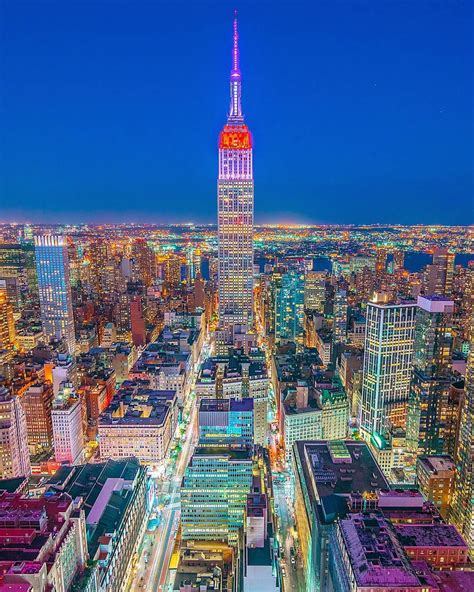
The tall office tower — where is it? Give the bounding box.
[130,296,146,346]
[333,289,348,344]
[406,296,455,454]
[194,274,205,309]
[375,247,388,278]
[450,293,474,557]
[186,244,201,285]
[193,247,202,278]
[360,298,417,438]
[275,270,305,348]
[88,240,108,295]
[0,289,15,350]
[432,248,455,295]
[412,295,454,375]
[131,239,156,287]
[22,382,54,454]
[352,267,376,306]
[0,386,31,478]
[0,242,37,295]
[186,244,194,284]
[34,235,76,354]
[164,256,182,289]
[423,248,455,297]
[217,14,254,330]
[304,271,326,313]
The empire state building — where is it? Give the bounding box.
[217,13,254,331]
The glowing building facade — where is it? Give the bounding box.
[359,299,417,438]
[450,296,474,558]
[34,235,76,354]
[218,14,254,330]
[275,270,305,348]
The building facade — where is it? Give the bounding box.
[360,299,417,438]
[198,397,254,446]
[275,270,305,348]
[98,384,177,465]
[181,446,253,546]
[217,15,254,330]
[22,381,54,454]
[51,384,84,465]
[0,387,31,478]
[450,302,474,557]
[34,235,76,354]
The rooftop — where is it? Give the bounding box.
[199,398,254,413]
[417,455,455,475]
[198,350,267,383]
[99,384,176,427]
[46,457,144,557]
[191,445,253,463]
[0,479,27,495]
[340,513,421,587]
[394,524,467,548]
[294,440,389,524]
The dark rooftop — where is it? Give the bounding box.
[294,440,389,524]
[395,524,467,548]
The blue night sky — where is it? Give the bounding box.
[0,0,472,225]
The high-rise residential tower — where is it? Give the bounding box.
[34,235,76,353]
[218,13,254,330]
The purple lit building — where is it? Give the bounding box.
[217,13,254,331]
[329,512,433,592]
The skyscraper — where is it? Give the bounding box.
[423,248,455,296]
[0,386,30,478]
[360,298,417,438]
[450,279,474,557]
[218,13,254,330]
[34,235,76,353]
[304,271,326,313]
[0,288,15,351]
[406,296,456,455]
[333,288,348,344]
[275,270,305,348]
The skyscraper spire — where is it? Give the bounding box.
[232,10,240,73]
[229,10,243,123]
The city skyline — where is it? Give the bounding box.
[0,4,473,592]
[1,1,472,225]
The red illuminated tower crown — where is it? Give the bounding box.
[219,11,253,150]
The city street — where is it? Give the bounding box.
[129,337,210,592]
[273,476,306,592]
[256,292,306,592]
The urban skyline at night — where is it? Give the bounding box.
[0,3,472,592]
[1,0,472,225]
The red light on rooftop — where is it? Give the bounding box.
[219,125,252,150]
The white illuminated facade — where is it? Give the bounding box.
[218,15,254,330]
[360,299,417,438]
